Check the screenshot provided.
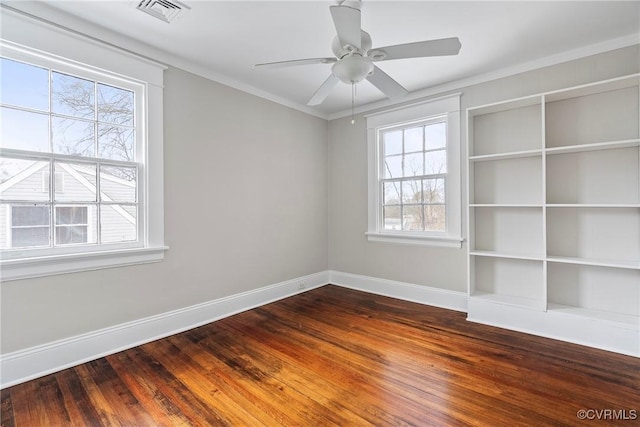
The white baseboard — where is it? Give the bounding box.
[0,271,329,389]
[330,270,468,312]
[467,298,640,357]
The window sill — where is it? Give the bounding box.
[365,232,464,249]
[0,246,169,281]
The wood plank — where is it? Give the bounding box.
[3,285,639,426]
[0,389,14,427]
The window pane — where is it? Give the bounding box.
[404,126,423,153]
[54,162,97,202]
[424,205,446,231]
[100,204,136,243]
[383,182,400,205]
[403,205,423,231]
[98,125,134,161]
[56,206,88,225]
[0,158,50,202]
[383,206,400,230]
[11,226,49,248]
[383,130,402,156]
[425,122,446,150]
[10,205,50,248]
[423,178,445,204]
[55,226,87,245]
[0,107,50,152]
[0,58,49,111]
[12,205,49,226]
[55,206,96,245]
[425,150,447,174]
[383,155,402,179]
[52,72,95,119]
[98,84,134,126]
[402,180,421,203]
[52,116,95,157]
[403,153,423,176]
[100,166,136,203]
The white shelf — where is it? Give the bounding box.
[470,102,542,157]
[545,139,640,155]
[544,74,640,103]
[545,86,639,149]
[547,304,639,328]
[471,292,545,311]
[470,204,543,208]
[468,95,542,116]
[473,207,543,255]
[546,204,640,208]
[546,256,640,270]
[473,158,543,205]
[547,207,640,262]
[469,149,542,162]
[470,250,544,261]
[546,146,640,205]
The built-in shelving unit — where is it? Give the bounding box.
[467,74,640,357]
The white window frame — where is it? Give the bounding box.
[366,93,463,248]
[0,8,167,280]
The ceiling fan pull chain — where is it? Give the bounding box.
[351,82,356,124]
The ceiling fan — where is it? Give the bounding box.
[254,0,462,107]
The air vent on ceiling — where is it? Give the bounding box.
[136,0,190,23]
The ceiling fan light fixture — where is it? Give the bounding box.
[331,54,373,84]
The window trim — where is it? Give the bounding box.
[0,7,168,281]
[365,93,463,248]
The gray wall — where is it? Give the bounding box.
[1,67,329,353]
[328,45,639,293]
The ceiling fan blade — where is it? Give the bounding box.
[366,65,408,101]
[307,74,340,106]
[373,37,462,61]
[254,57,337,70]
[330,5,361,50]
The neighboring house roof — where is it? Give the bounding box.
[0,162,135,225]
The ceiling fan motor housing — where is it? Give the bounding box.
[331,31,372,59]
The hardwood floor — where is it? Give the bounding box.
[2,285,639,426]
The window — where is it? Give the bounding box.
[0,9,166,280]
[10,206,50,248]
[55,206,91,245]
[366,94,463,248]
[381,119,447,232]
[1,57,140,251]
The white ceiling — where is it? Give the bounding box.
[5,1,640,118]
